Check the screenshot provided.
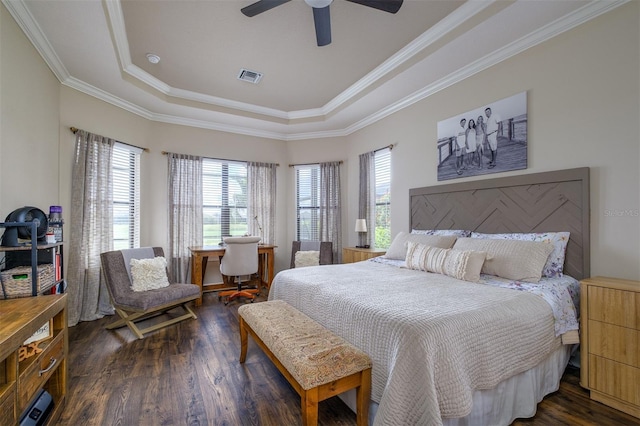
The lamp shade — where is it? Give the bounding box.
[355,219,367,233]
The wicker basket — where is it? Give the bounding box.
[0,264,55,299]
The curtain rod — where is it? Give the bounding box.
[375,143,394,153]
[288,160,344,168]
[70,127,149,152]
[162,151,279,167]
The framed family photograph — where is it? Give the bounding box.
[437,91,528,181]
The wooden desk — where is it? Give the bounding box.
[189,245,276,306]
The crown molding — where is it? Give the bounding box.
[4,0,628,141]
[105,0,494,122]
[2,0,69,82]
[330,0,630,138]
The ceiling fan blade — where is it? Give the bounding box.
[312,6,331,46]
[345,0,403,14]
[241,0,291,17]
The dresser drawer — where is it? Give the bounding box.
[0,384,16,426]
[18,332,65,411]
[588,320,640,366]
[588,286,639,329]
[589,354,640,407]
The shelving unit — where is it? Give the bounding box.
[0,221,64,299]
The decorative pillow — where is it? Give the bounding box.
[405,241,487,282]
[130,257,170,292]
[384,231,457,260]
[453,238,554,282]
[411,229,472,238]
[470,231,570,277]
[294,251,320,268]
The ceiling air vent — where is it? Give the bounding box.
[237,68,263,84]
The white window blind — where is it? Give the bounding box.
[374,148,391,249]
[202,158,248,245]
[295,165,320,240]
[112,143,141,250]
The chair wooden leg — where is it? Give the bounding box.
[107,302,197,339]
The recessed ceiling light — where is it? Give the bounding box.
[146,53,160,64]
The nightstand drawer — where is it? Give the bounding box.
[589,354,640,407]
[588,320,640,366]
[18,332,64,411]
[587,286,639,329]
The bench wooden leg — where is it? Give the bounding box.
[239,317,248,363]
[356,368,371,426]
[301,387,319,426]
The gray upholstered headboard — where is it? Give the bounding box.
[409,168,590,280]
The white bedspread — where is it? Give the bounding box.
[268,261,563,426]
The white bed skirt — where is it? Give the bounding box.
[339,344,572,426]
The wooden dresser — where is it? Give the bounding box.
[342,247,386,264]
[0,294,68,426]
[580,276,639,419]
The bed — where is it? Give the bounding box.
[268,167,590,426]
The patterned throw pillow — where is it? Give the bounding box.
[470,232,570,277]
[130,256,170,292]
[405,241,487,283]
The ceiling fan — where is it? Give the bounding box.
[241,0,403,47]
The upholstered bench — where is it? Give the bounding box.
[238,300,372,426]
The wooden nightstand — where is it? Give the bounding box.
[342,247,386,264]
[580,276,640,419]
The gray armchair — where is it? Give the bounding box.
[100,247,199,339]
[290,241,333,268]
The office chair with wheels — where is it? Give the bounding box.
[218,236,261,305]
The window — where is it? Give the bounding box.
[202,159,248,245]
[374,148,391,249]
[295,165,320,240]
[112,143,140,250]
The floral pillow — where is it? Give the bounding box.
[470,231,570,278]
[411,229,471,238]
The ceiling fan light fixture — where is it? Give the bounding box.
[304,0,332,8]
[146,53,161,64]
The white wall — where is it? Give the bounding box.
[0,4,60,216]
[342,2,639,280]
[59,87,289,276]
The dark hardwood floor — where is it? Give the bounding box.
[57,292,640,426]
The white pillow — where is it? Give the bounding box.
[470,231,570,278]
[405,242,487,283]
[294,250,320,268]
[453,238,553,283]
[384,231,457,260]
[130,257,170,292]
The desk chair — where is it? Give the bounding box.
[218,236,261,305]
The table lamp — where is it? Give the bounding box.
[355,219,369,248]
